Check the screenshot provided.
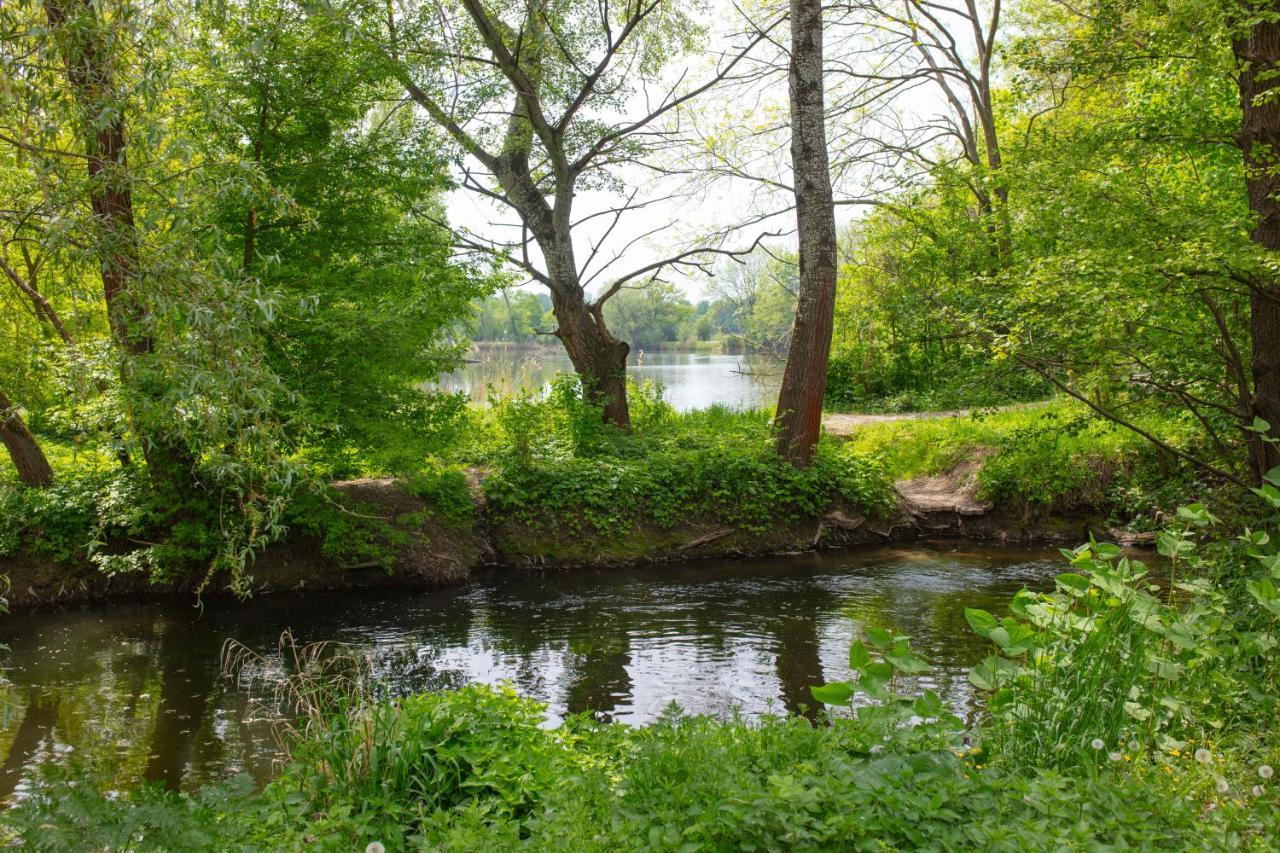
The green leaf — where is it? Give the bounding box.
[969,655,1016,691]
[912,690,945,717]
[848,640,872,670]
[810,682,855,706]
[865,662,894,681]
[965,607,998,637]
[865,627,893,649]
[1246,417,1273,433]
[1093,542,1123,559]
[885,651,930,674]
[1251,484,1280,509]
[1056,572,1091,595]
[854,674,889,701]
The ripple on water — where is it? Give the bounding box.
[0,543,1070,794]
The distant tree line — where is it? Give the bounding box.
[468,253,798,354]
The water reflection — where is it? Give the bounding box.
[0,544,1069,794]
[436,348,781,411]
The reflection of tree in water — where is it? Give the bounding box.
[142,617,224,788]
[563,632,632,718]
[773,614,823,721]
[0,691,58,800]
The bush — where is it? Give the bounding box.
[8,685,1277,850]
[968,497,1280,781]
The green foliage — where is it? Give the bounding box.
[8,681,1278,850]
[472,378,894,537]
[810,629,965,752]
[845,402,1202,519]
[196,0,490,473]
[402,465,475,525]
[969,501,1280,776]
[601,281,695,349]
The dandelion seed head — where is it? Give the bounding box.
[1216,779,1230,794]
[1259,764,1274,780]
[1108,752,1122,762]
[1091,738,1105,751]
[1253,785,1265,798]
[1195,748,1212,764]
[366,843,386,853]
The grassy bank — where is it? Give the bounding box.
[1,387,1213,599]
[845,402,1207,523]
[7,497,1279,849]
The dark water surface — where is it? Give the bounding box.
[0,544,1067,797]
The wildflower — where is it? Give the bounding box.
[1195,748,1212,764]
[1216,779,1229,794]
[1260,765,1274,780]
[1128,740,1139,752]
[1108,752,1122,762]
[1253,785,1266,798]
[1091,738,1105,751]
[366,844,386,853]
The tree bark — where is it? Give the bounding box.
[774,0,838,465]
[487,69,632,427]
[1233,4,1280,482]
[0,390,54,488]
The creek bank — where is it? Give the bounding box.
[1,460,1140,610]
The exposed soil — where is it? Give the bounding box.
[895,449,996,516]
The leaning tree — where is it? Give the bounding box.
[329,0,778,426]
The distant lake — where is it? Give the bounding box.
[437,347,782,411]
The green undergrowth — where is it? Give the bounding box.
[0,384,1218,591]
[8,690,1276,851]
[844,401,1206,522]
[460,378,895,537]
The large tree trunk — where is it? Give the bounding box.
[44,0,191,487]
[551,289,631,429]
[1233,5,1280,483]
[774,0,838,465]
[513,188,632,428]
[0,390,54,488]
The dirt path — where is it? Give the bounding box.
[821,402,1045,438]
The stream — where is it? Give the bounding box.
[0,543,1067,797]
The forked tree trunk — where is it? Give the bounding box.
[0,390,54,488]
[552,291,631,429]
[1233,5,1280,483]
[774,0,838,465]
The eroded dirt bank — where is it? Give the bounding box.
[1,453,1131,610]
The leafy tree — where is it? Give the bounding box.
[600,281,694,349]
[324,0,776,427]
[195,0,488,470]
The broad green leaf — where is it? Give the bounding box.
[1056,572,1091,595]
[848,640,871,670]
[965,607,998,636]
[810,682,855,706]
[865,627,893,649]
